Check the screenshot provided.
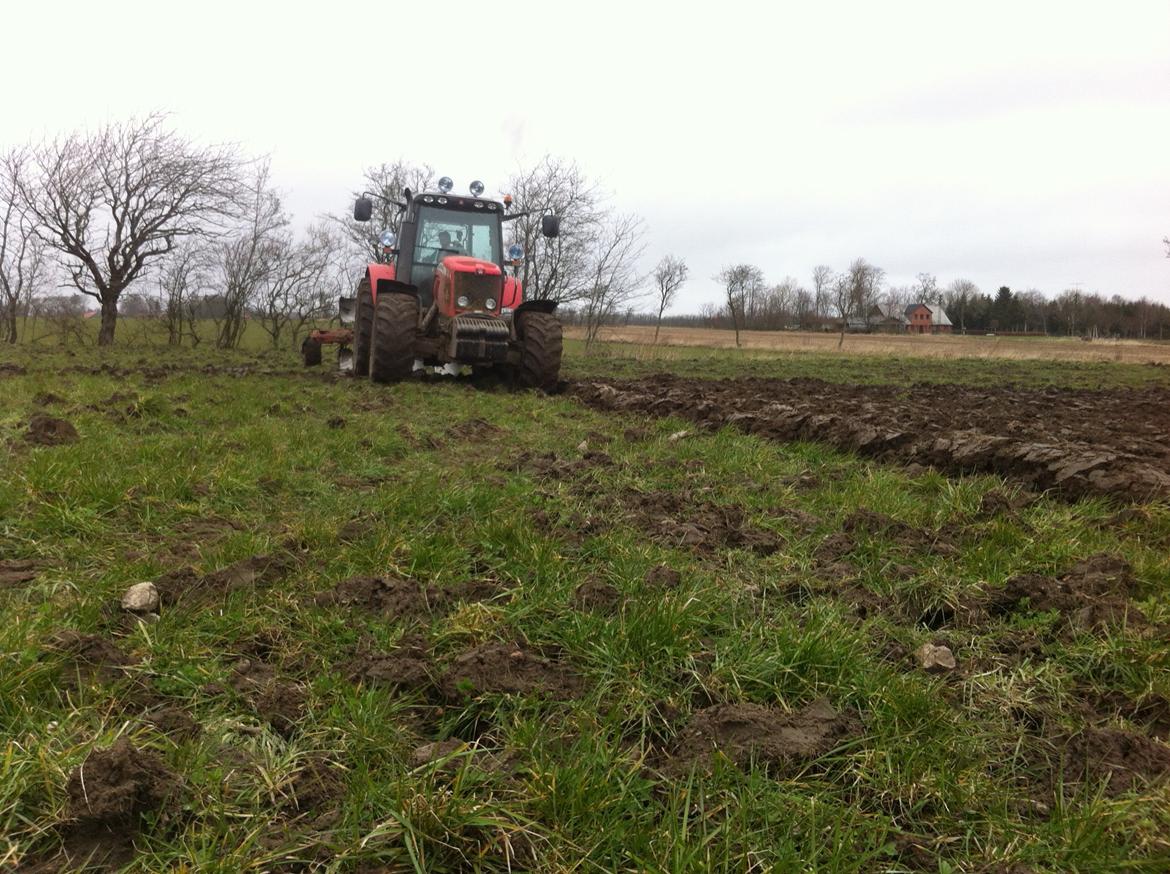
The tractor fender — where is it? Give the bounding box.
[502,275,522,310]
[365,263,417,303]
[514,299,558,317]
[513,299,559,340]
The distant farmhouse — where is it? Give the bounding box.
[904,303,953,334]
[843,303,954,334]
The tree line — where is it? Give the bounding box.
[0,116,663,349]
[2,114,1166,348]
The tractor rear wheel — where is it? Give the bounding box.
[301,336,323,367]
[370,293,417,384]
[516,311,563,391]
[353,282,374,377]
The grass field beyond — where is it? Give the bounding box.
[0,344,1168,872]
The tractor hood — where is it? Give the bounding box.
[439,255,503,277]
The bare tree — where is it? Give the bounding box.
[14,113,244,345]
[333,160,433,262]
[157,242,207,345]
[944,278,979,334]
[255,222,338,349]
[651,254,688,343]
[581,213,647,349]
[213,162,286,349]
[845,258,884,332]
[0,148,47,343]
[812,265,835,321]
[719,264,764,347]
[833,273,852,348]
[914,272,939,303]
[506,157,605,304]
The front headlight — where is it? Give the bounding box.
[456,295,470,308]
[485,297,497,310]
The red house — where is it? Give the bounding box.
[904,303,953,334]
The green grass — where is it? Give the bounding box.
[0,342,1168,872]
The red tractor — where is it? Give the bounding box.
[303,176,563,389]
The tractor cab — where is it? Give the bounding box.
[381,188,506,309]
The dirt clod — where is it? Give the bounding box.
[39,738,184,871]
[316,575,437,617]
[284,757,345,814]
[48,631,135,681]
[664,699,860,776]
[0,558,41,587]
[986,554,1146,629]
[575,579,622,612]
[439,641,581,701]
[645,564,682,589]
[25,414,79,445]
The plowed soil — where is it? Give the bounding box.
[570,376,1170,501]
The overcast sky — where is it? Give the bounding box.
[4,0,1168,310]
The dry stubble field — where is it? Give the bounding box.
[1,335,1168,872]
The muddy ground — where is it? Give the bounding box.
[569,375,1170,501]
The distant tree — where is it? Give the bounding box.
[651,254,688,343]
[506,157,605,305]
[14,113,244,345]
[992,286,1015,331]
[812,265,835,321]
[581,212,646,349]
[0,148,48,343]
[334,160,433,262]
[914,272,939,304]
[718,264,764,347]
[157,242,207,345]
[944,278,979,334]
[213,162,286,349]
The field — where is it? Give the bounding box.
[569,325,1170,367]
[1,338,1169,872]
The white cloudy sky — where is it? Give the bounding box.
[3,0,1168,310]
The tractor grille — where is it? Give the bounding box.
[453,271,502,310]
[449,314,510,363]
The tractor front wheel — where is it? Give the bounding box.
[369,293,418,384]
[353,282,374,377]
[516,311,563,391]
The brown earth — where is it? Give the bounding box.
[574,578,622,612]
[1027,724,1170,797]
[317,574,506,618]
[47,631,136,683]
[569,375,1170,501]
[984,554,1149,631]
[0,557,41,587]
[25,414,79,446]
[661,699,861,777]
[153,553,292,606]
[26,738,184,872]
[439,641,581,701]
[346,635,435,692]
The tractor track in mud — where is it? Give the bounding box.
[568,374,1170,502]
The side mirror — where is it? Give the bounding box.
[353,197,373,222]
[541,214,560,238]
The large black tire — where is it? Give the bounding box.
[516,311,563,391]
[369,293,418,384]
[301,336,323,367]
[353,281,374,377]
